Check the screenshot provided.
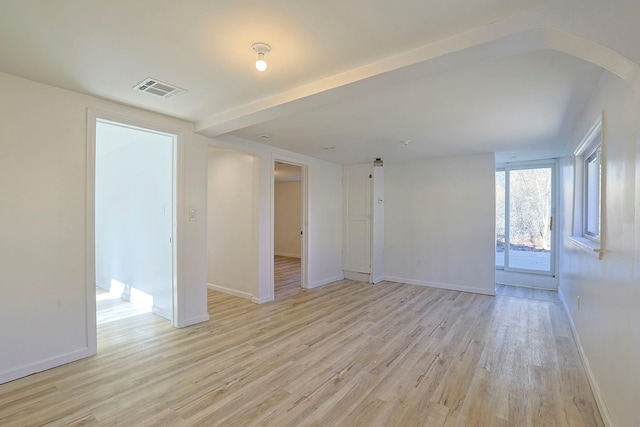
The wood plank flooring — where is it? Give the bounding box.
[0,276,603,426]
[274,256,301,300]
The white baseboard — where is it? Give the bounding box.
[558,290,614,427]
[251,295,274,304]
[274,252,301,258]
[152,305,172,321]
[308,274,344,289]
[383,276,496,296]
[343,271,371,282]
[95,281,110,292]
[207,283,253,300]
[0,347,94,385]
[174,314,210,329]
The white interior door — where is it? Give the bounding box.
[343,164,371,274]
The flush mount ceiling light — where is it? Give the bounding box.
[252,42,271,72]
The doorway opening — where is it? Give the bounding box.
[496,161,557,290]
[94,118,176,325]
[273,160,307,300]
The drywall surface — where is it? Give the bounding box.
[0,71,208,383]
[558,73,640,427]
[207,147,258,299]
[209,135,343,300]
[384,154,496,295]
[274,181,302,258]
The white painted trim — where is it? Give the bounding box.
[384,276,496,296]
[568,236,602,258]
[574,115,603,157]
[0,347,93,384]
[274,252,301,258]
[558,290,614,427]
[571,111,606,261]
[309,275,344,289]
[173,129,184,328]
[85,109,98,357]
[95,281,110,292]
[87,108,184,328]
[152,306,172,321]
[274,177,301,182]
[270,154,310,296]
[251,295,274,304]
[174,314,210,329]
[207,283,253,300]
[344,271,371,282]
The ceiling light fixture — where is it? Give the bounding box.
[252,42,271,72]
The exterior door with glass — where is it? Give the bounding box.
[496,162,557,289]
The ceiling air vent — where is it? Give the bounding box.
[133,78,186,99]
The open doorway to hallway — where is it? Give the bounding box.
[94,118,176,326]
[274,161,304,300]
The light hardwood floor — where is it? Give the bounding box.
[274,255,301,300]
[0,274,603,426]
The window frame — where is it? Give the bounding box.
[583,143,601,241]
[570,111,606,259]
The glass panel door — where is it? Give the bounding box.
[497,163,555,275]
[495,170,505,268]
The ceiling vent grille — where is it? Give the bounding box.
[133,78,186,99]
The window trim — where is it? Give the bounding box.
[570,111,606,259]
[583,144,601,241]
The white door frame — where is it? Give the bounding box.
[271,154,309,295]
[86,109,182,355]
[496,159,559,289]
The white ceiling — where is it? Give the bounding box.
[233,50,603,164]
[0,0,614,164]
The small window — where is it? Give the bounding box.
[583,143,601,240]
[570,112,605,258]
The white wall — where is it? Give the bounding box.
[207,147,259,299]
[0,71,208,384]
[384,154,496,295]
[305,154,344,289]
[558,72,640,427]
[208,135,343,301]
[274,180,302,258]
[96,122,173,319]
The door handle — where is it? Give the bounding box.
[549,216,553,231]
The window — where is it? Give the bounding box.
[570,112,605,258]
[583,144,601,240]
